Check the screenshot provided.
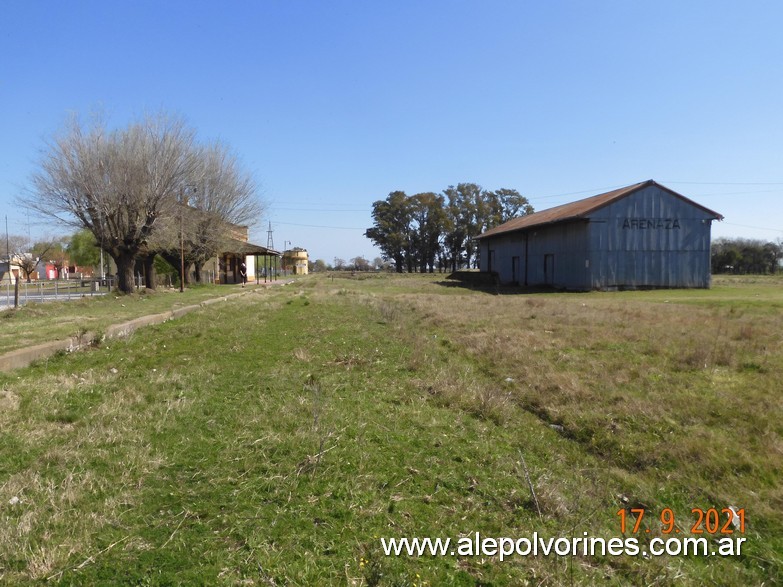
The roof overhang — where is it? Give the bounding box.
[223,238,281,256]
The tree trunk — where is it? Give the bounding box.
[141,253,157,290]
[194,262,202,284]
[113,252,136,294]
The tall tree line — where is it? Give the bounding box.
[20,112,263,294]
[365,183,533,273]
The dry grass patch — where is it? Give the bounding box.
[0,387,19,412]
[374,282,782,579]
[0,355,184,582]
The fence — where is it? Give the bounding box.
[1,278,115,309]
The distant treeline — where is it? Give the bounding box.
[365,183,533,273]
[711,237,782,274]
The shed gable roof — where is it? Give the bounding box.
[476,180,723,240]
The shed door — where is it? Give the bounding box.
[544,254,554,286]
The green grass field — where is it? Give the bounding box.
[1,274,780,585]
[0,284,262,355]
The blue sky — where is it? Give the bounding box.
[2,0,782,263]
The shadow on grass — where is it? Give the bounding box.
[437,271,562,296]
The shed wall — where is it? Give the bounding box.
[479,233,524,282]
[481,222,590,288]
[525,222,589,288]
[586,185,715,288]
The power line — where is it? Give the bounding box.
[685,189,782,197]
[273,220,366,230]
[531,184,629,201]
[721,222,783,233]
[274,206,369,212]
[663,181,783,186]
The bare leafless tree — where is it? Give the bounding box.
[23,113,198,293]
[152,140,263,286]
[6,235,57,282]
[186,141,262,281]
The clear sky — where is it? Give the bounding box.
[2,0,782,264]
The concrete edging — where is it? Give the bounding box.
[0,288,265,373]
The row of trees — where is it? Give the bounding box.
[20,113,262,294]
[365,183,533,273]
[323,257,387,272]
[5,229,181,284]
[711,237,783,274]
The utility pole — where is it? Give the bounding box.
[180,189,186,292]
[180,215,185,292]
[283,240,291,276]
[5,216,10,308]
[180,186,196,292]
[13,269,19,308]
[265,221,275,282]
[9,215,18,308]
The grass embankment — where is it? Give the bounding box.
[0,274,780,585]
[0,284,264,355]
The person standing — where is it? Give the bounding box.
[239,262,247,287]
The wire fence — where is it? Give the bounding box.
[1,278,115,309]
[2,267,284,309]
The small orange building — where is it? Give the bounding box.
[282,248,309,275]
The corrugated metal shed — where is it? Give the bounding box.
[476,180,723,290]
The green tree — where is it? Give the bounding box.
[489,188,535,225]
[443,184,533,269]
[410,192,447,273]
[443,183,482,270]
[67,229,101,269]
[711,237,783,274]
[365,184,532,273]
[153,254,178,287]
[365,191,414,273]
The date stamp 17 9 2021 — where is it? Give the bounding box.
[617,507,745,535]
